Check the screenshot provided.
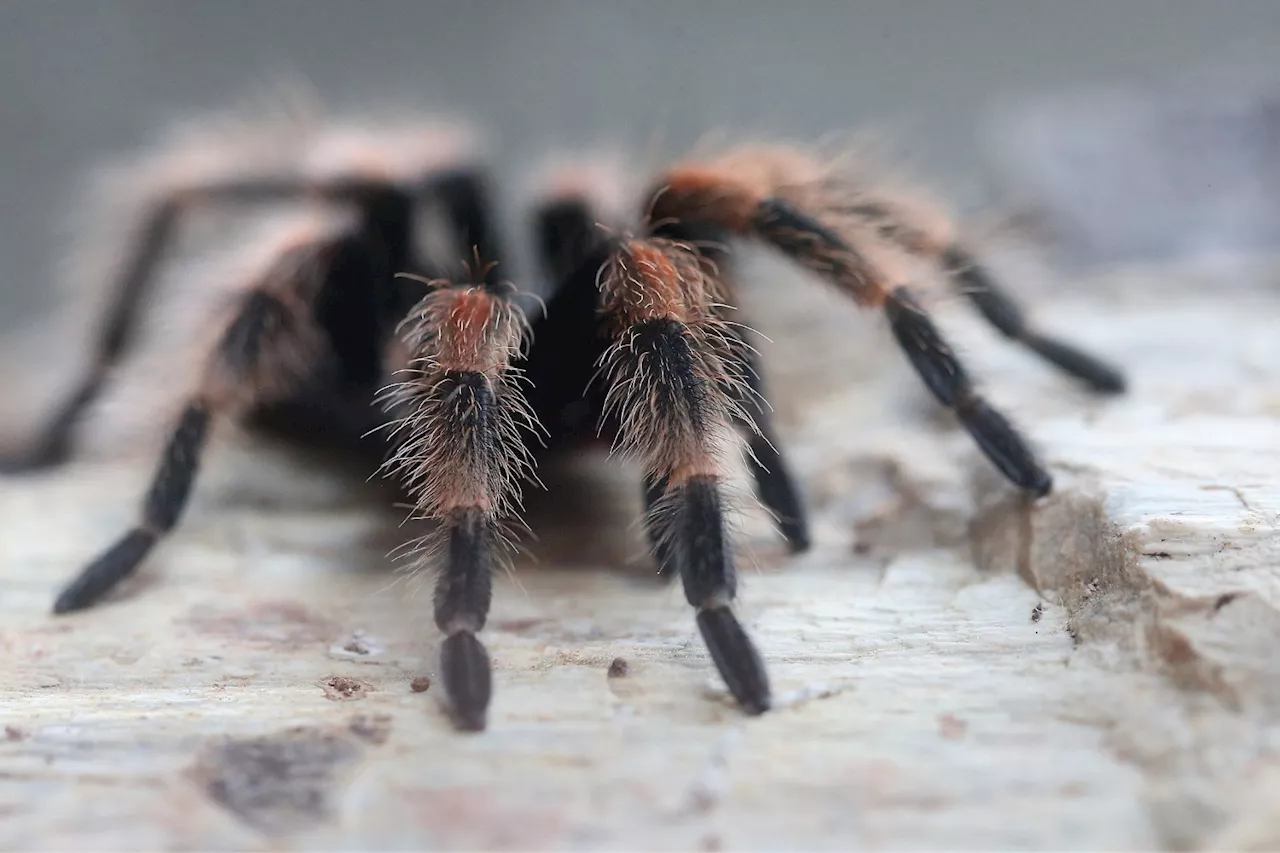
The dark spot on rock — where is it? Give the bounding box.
[189,727,361,834]
[410,676,432,693]
[1031,603,1044,623]
[320,676,371,701]
[1144,551,1173,560]
[1214,592,1243,612]
[4,725,26,741]
[607,657,630,678]
[348,714,393,746]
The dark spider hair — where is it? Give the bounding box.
[1,115,1125,732]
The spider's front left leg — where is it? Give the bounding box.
[597,236,771,715]
[52,216,384,613]
[379,271,538,732]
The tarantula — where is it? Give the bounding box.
[1,110,1125,731]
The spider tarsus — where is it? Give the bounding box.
[883,287,969,407]
[52,401,211,612]
[1021,334,1128,395]
[954,397,1053,497]
[53,529,157,613]
[736,352,812,552]
[745,433,813,552]
[697,606,771,715]
[667,477,772,714]
[0,375,104,475]
[0,442,66,475]
[440,630,492,732]
[941,247,1026,335]
[884,286,1052,496]
[941,246,1127,395]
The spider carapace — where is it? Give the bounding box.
[1,117,1126,731]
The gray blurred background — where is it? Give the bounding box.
[3,0,1280,330]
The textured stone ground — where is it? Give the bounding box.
[1,257,1277,850]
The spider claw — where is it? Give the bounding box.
[697,606,771,716]
[440,631,492,732]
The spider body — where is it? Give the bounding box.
[2,112,1125,731]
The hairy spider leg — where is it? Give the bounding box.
[844,201,1126,393]
[648,165,1054,497]
[2,168,503,472]
[650,220,811,558]
[377,269,537,732]
[53,223,387,613]
[594,235,772,714]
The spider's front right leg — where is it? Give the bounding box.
[597,236,772,715]
[378,271,538,732]
[0,180,310,474]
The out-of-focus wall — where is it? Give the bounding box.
[3,0,1278,327]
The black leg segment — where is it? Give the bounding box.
[732,346,810,552]
[662,476,772,715]
[434,507,499,732]
[884,286,1052,496]
[52,402,211,613]
[430,169,508,285]
[941,247,1126,394]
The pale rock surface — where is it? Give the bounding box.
[0,256,1277,851]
